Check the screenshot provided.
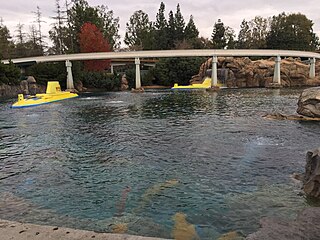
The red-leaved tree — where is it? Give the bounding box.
[79,22,111,71]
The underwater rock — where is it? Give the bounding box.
[225,184,306,234]
[297,87,320,118]
[134,179,179,213]
[263,113,320,121]
[246,207,320,240]
[105,214,171,239]
[218,231,245,240]
[172,212,200,240]
[303,148,320,199]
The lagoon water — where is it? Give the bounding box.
[0,88,319,239]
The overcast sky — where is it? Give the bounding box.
[1,0,319,46]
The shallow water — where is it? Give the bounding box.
[0,88,319,239]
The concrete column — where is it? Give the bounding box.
[273,56,281,84]
[111,64,114,74]
[135,57,141,89]
[65,60,74,89]
[309,57,316,79]
[211,56,218,87]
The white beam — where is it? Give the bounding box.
[3,49,320,65]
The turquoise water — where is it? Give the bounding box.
[0,88,319,239]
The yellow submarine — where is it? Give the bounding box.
[11,81,78,108]
[171,77,224,90]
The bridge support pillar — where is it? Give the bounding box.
[111,64,114,74]
[135,57,142,89]
[273,56,281,85]
[66,60,74,90]
[211,56,218,87]
[309,57,316,79]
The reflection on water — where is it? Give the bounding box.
[0,88,319,239]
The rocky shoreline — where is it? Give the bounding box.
[0,219,169,240]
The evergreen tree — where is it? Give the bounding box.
[96,5,120,49]
[237,19,251,49]
[32,6,46,53]
[174,4,185,42]
[124,10,154,50]
[167,10,176,49]
[49,0,68,54]
[0,20,13,59]
[154,2,168,49]
[184,15,199,40]
[211,19,226,49]
[266,12,319,51]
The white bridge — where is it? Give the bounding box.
[3,49,320,89]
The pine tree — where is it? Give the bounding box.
[32,6,46,53]
[211,19,226,49]
[154,2,168,49]
[185,15,199,40]
[237,19,251,49]
[0,20,13,59]
[174,4,185,42]
[124,10,154,50]
[167,10,176,49]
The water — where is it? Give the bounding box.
[0,88,319,239]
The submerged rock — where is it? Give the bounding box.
[297,87,320,118]
[303,148,320,199]
[246,207,320,240]
[263,113,320,121]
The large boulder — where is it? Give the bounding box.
[297,87,320,117]
[303,148,320,198]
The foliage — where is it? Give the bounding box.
[0,23,14,59]
[68,0,120,52]
[154,2,168,50]
[237,17,269,49]
[184,15,199,42]
[124,67,154,89]
[124,10,154,50]
[0,61,20,85]
[266,13,319,51]
[174,4,185,43]
[79,71,120,90]
[26,62,67,86]
[153,57,206,86]
[79,22,111,71]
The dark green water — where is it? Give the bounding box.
[0,88,319,239]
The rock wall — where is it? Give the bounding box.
[303,148,320,198]
[191,57,320,88]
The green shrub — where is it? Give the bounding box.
[79,71,121,90]
[153,57,206,86]
[26,62,67,87]
[0,61,20,85]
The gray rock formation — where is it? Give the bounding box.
[192,57,320,88]
[246,208,320,240]
[297,87,320,118]
[121,74,129,91]
[303,148,320,198]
